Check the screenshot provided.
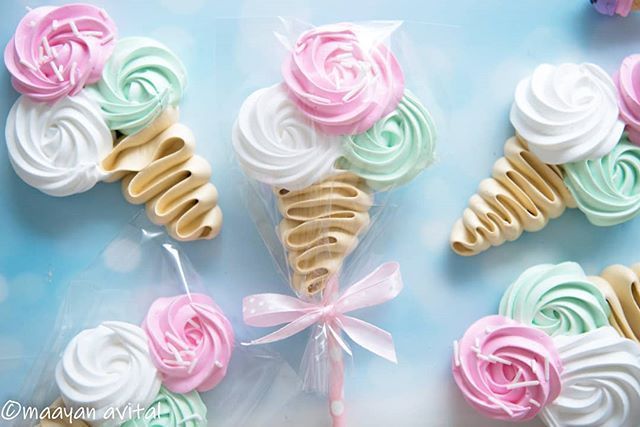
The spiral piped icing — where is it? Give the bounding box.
[89,36,187,135]
[336,90,436,190]
[142,293,234,393]
[615,54,640,145]
[452,315,563,422]
[540,326,640,427]
[5,91,112,196]
[4,4,117,102]
[510,63,624,165]
[563,134,640,226]
[121,387,207,427]
[499,263,610,336]
[232,83,342,190]
[282,22,404,135]
[55,321,161,426]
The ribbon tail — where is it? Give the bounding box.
[340,316,398,363]
[336,262,403,312]
[243,312,321,346]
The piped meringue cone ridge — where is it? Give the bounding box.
[276,173,373,295]
[591,264,640,343]
[450,136,576,256]
[101,108,222,241]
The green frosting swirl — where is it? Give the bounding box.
[563,134,640,226]
[499,262,610,336]
[88,36,187,135]
[336,90,436,190]
[121,387,206,427]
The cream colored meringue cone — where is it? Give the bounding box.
[101,108,222,241]
[590,264,640,343]
[37,398,88,427]
[450,136,576,256]
[276,173,373,295]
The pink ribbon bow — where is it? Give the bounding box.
[242,262,403,363]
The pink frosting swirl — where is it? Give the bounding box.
[615,54,640,145]
[281,22,404,135]
[142,293,234,394]
[452,315,563,422]
[4,4,117,102]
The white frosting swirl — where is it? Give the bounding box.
[5,91,112,196]
[510,63,624,165]
[55,321,161,426]
[540,326,640,427]
[232,83,343,190]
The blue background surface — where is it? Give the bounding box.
[1,1,640,426]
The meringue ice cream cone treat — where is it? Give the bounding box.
[452,62,627,256]
[455,265,640,426]
[276,173,373,295]
[2,18,224,242]
[591,264,640,343]
[101,108,222,242]
[450,137,575,256]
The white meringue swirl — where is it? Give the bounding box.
[540,326,640,427]
[5,91,112,196]
[232,83,343,190]
[55,321,161,427]
[510,63,624,165]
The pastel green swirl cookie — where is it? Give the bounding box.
[336,90,436,191]
[88,36,187,135]
[121,386,206,427]
[499,262,610,336]
[563,134,640,226]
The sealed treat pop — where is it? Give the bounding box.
[233,19,438,426]
[233,22,436,293]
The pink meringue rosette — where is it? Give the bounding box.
[282,22,404,135]
[142,293,234,394]
[452,315,563,422]
[615,54,640,145]
[4,4,117,102]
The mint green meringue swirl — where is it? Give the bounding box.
[122,387,206,427]
[499,262,610,337]
[563,134,640,226]
[88,36,187,135]
[336,90,436,191]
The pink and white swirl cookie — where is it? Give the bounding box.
[282,22,404,135]
[4,4,116,102]
[452,315,563,422]
[142,293,234,393]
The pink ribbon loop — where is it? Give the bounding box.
[242,262,402,363]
